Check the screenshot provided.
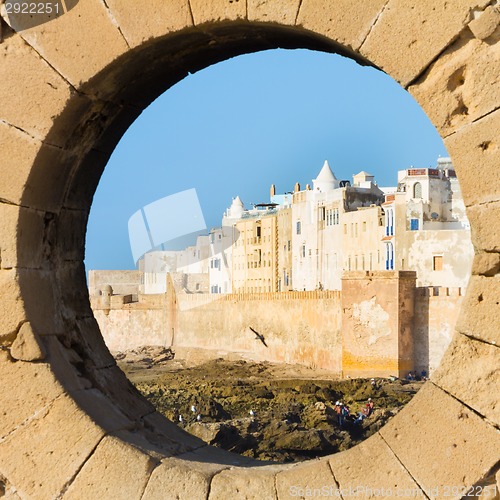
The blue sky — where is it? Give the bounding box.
[85,48,448,271]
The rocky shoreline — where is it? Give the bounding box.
[118,346,423,463]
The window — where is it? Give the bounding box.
[287,240,291,251]
[410,218,419,231]
[433,255,443,271]
[344,224,347,235]
[385,242,394,270]
[413,182,422,199]
[363,221,367,232]
[302,245,306,258]
[296,221,301,234]
[319,206,326,221]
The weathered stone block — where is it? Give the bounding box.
[467,201,500,253]
[432,333,499,425]
[54,261,93,322]
[444,110,500,207]
[0,270,26,343]
[0,393,105,499]
[43,336,95,393]
[190,0,246,24]
[16,268,65,335]
[143,445,248,499]
[56,208,88,263]
[248,0,301,25]
[329,433,420,495]
[379,383,500,493]
[63,435,158,499]
[468,5,500,40]
[103,0,193,47]
[410,34,499,138]
[15,0,128,88]
[85,365,155,422]
[471,252,500,277]
[361,0,491,86]
[276,458,333,498]
[0,32,73,142]
[0,203,48,270]
[296,0,387,52]
[0,350,64,440]
[10,322,46,361]
[455,275,500,345]
[210,464,283,499]
[0,123,73,210]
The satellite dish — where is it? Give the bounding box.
[431,212,439,220]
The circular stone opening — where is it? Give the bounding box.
[85,46,469,464]
[2,4,498,497]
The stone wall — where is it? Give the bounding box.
[414,286,464,375]
[341,271,416,378]
[172,290,343,372]
[88,269,143,296]
[92,272,464,379]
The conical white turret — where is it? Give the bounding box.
[313,160,339,192]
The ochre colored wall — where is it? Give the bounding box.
[341,271,416,378]
[173,291,343,373]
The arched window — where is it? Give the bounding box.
[413,182,422,199]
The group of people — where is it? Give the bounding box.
[406,370,427,381]
[333,398,374,427]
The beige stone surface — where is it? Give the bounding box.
[0,203,48,270]
[455,275,500,345]
[0,123,73,210]
[0,32,73,142]
[85,364,155,421]
[63,435,158,499]
[467,201,500,253]
[361,0,491,86]
[0,393,105,499]
[329,433,420,496]
[410,33,499,138]
[432,333,500,425]
[10,321,46,361]
[276,458,335,498]
[0,269,27,343]
[103,0,193,47]
[468,5,500,40]
[210,464,283,499]
[190,0,247,24]
[0,0,498,496]
[471,252,500,277]
[379,383,500,494]
[0,350,64,439]
[444,110,500,207]
[297,0,387,52]
[142,446,247,499]
[248,0,301,25]
[15,0,129,88]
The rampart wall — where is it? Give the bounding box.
[92,276,464,377]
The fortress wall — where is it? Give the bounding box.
[92,294,169,352]
[173,291,343,373]
[88,269,143,296]
[414,287,465,375]
[93,308,169,352]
